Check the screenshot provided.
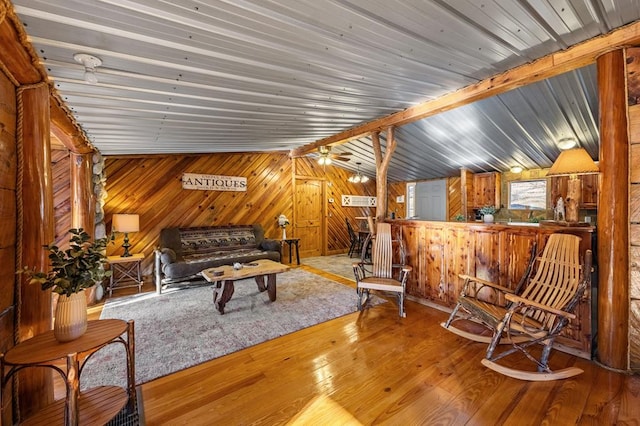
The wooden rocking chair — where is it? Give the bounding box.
[441,242,537,344]
[353,222,411,317]
[444,233,592,381]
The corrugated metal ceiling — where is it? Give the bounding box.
[11,0,639,182]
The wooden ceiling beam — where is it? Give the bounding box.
[50,96,94,154]
[290,20,640,158]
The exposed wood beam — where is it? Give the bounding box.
[50,96,94,154]
[291,19,640,158]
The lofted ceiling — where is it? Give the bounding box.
[11,1,639,182]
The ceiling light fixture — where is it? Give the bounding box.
[348,162,369,183]
[73,53,102,84]
[318,146,332,166]
[557,137,578,150]
[510,166,523,173]
[318,156,332,166]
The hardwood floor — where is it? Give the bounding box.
[94,262,640,425]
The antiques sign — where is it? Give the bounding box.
[341,195,377,207]
[182,173,247,192]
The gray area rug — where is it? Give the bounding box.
[302,253,357,281]
[81,268,381,389]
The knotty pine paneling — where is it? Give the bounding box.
[387,182,406,219]
[51,148,71,250]
[293,158,376,254]
[105,154,377,274]
[105,152,294,275]
[448,177,462,220]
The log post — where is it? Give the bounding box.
[71,152,95,235]
[372,127,397,223]
[16,82,55,417]
[597,49,629,370]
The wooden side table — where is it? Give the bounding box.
[107,253,144,296]
[0,319,136,426]
[281,238,300,265]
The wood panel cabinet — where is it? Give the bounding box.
[550,174,599,208]
[392,220,595,358]
[472,172,501,209]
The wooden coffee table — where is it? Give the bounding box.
[201,259,290,314]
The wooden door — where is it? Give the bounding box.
[294,179,324,257]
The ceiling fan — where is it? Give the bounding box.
[315,146,352,165]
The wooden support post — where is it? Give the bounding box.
[372,128,396,223]
[16,83,55,417]
[597,49,629,371]
[70,152,95,235]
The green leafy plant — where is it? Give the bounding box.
[454,214,466,222]
[479,205,497,215]
[18,228,112,297]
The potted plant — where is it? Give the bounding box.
[19,228,111,342]
[480,205,497,223]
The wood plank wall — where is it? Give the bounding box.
[51,148,71,250]
[294,158,376,254]
[104,154,374,275]
[0,65,16,425]
[627,47,640,370]
[387,182,406,219]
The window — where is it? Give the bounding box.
[508,180,547,210]
[406,182,416,218]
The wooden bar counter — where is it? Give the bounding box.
[390,219,596,359]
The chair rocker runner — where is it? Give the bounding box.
[441,243,537,345]
[443,233,592,381]
[353,222,411,317]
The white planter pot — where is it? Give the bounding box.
[483,214,494,223]
[54,291,88,342]
[282,228,287,240]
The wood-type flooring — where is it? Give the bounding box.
[89,259,640,425]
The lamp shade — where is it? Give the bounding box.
[547,148,599,176]
[112,214,139,233]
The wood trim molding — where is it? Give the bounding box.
[291,20,640,157]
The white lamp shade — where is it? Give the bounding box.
[112,214,139,233]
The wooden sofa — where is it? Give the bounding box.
[154,224,281,293]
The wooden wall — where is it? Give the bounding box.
[387,182,406,219]
[51,148,71,249]
[0,64,17,425]
[294,158,376,254]
[104,154,375,275]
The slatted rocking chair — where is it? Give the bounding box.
[443,233,592,381]
[353,222,411,317]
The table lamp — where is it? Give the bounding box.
[546,148,599,223]
[112,214,139,257]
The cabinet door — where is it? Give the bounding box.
[550,175,598,208]
[550,176,568,207]
[473,172,500,209]
[580,174,599,208]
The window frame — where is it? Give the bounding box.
[508,179,547,210]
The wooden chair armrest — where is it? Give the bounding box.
[505,293,577,320]
[458,274,514,294]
